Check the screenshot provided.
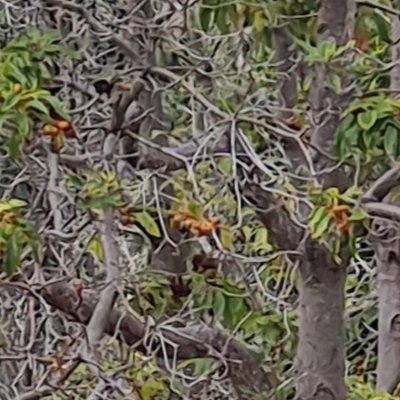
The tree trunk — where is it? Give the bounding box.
[294,1,355,399]
[374,13,400,394]
[295,243,348,399]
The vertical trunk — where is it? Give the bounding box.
[295,244,348,400]
[294,1,355,399]
[375,237,400,392]
[374,14,400,394]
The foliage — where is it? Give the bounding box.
[307,186,367,262]
[0,28,72,158]
[347,377,397,400]
[0,199,38,276]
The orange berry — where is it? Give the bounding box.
[43,124,59,136]
[199,221,213,235]
[55,120,70,130]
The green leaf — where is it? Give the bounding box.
[28,99,49,117]
[312,214,331,239]
[264,325,280,344]
[15,113,30,138]
[309,206,325,226]
[327,73,341,93]
[5,134,22,159]
[3,234,21,276]
[187,202,203,219]
[213,290,226,320]
[0,199,27,213]
[302,74,313,92]
[139,378,165,400]
[348,208,367,222]
[134,211,161,237]
[217,157,232,175]
[1,94,21,112]
[199,8,213,30]
[224,297,247,327]
[79,195,119,214]
[356,110,378,131]
[252,10,265,33]
[254,227,268,247]
[87,235,103,263]
[41,94,68,119]
[320,40,337,60]
[384,125,399,157]
[219,226,233,250]
[215,8,229,33]
[242,225,253,242]
[193,358,214,376]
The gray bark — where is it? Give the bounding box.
[294,1,355,399]
[373,14,400,394]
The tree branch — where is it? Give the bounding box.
[41,280,272,397]
[362,163,400,202]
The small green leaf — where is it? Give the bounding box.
[215,8,229,33]
[87,235,103,263]
[15,113,30,137]
[219,226,233,250]
[41,94,68,119]
[217,157,232,175]
[311,214,331,239]
[254,227,268,246]
[327,73,341,93]
[5,133,23,159]
[193,358,214,376]
[320,40,336,60]
[252,10,265,33]
[199,8,213,30]
[134,211,161,237]
[302,74,313,92]
[213,290,226,320]
[384,125,399,157]
[28,99,49,117]
[242,225,252,242]
[187,202,203,219]
[3,234,21,276]
[139,378,165,400]
[348,208,367,222]
[357,110,378,131]
[0,199,27,213]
